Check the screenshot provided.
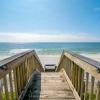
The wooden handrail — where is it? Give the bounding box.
[57,50,100,100]
[0,50,43,100]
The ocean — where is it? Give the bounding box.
[0,42,100,57]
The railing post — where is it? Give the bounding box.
[0,81,3,100]
[73,63,76,87]
[23,62,25,86]
[16,66,21,95]
[21,63,24,88]
[4,76,9,100]
[84,72,89,100]
[20,65,22,91]
[96,81,100,100]
[78,67,81,95]
[71,61,74,82]
[9,72,14,100]
[89,76,95,100]
[80,69,85,99]
[75,65,78,91]
[13,69,18,100]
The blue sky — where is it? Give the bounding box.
[0,0,100,42]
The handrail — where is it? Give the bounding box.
[57,50,100,100]
[0,50,32,67]
[65,50,100,70]
[0,50,43,100]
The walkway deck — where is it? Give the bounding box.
[24,72,76,100]
[0,50,100,100]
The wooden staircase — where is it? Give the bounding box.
[24,72,76,100]
[0,50,100,100]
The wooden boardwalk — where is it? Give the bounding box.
[24,72,76,100]
[0,50,100,100]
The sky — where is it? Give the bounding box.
[0,0,100,42]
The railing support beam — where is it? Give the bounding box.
[96,81,100,100]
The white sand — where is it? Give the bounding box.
[0,55,10,60]
[38,54,100,67]
[0,53,100,66]
[38,55,61,67]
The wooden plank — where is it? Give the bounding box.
[0,50,43,80]
[61,69,81,100]
[75,65,78,91]
[3,76,9,100]
[0,50,33,67]
[96,81,100,100]
[13,69,18,100]
[64,52,100,81]
[19,64,23,91]
[80,69,84,99]
[72,63,75,86]
[0,85,3,100]
[89,76,95,100]
[9,72,14,100]
[84,72,89,100]
[78,67,81,95]
[16,66,21,95]
[21,63,24,89]
[39,98,75,100]
[64,50,100,69]
[24,72,77,100]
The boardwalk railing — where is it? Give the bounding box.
[0,50,43,100]
[57,50,100,100]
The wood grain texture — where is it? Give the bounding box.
[24,72,76,100]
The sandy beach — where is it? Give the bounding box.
[0,54,100,65]
[0,55,10,60]
[38,55,61,66]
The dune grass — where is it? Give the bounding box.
[81,93,96,100]
[2,93,16,100]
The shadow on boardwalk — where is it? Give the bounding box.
[24,73,41,100]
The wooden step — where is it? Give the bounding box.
[24,72,76,100]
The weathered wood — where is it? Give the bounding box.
[13,69,18,99]
[0,50,33,67]
[23,62,26,86]
[75,65,78,91]
[0,50,43,80]
[19,64,23,91]
[21,63,24,90]
[64,52,100,81]
[78,67,81,95]
[0,85,3,100]
[24,71,78,100]
[1,49,100,100]
[16,66,21,95]
[80,69,84,99]
[71,61,73,82]
[96,81,100,100]
[84,72,89,100]
[0,50,43,100]
[9,72,14,100]
[58,50,100,100]
[89,76,95,100]
[64,50,100,69]
[61,69,81,100]
[72,63,75,86]
[4,76,9,100]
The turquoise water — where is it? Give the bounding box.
[0,42,100,55]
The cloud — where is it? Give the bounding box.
[0,33,99,42]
